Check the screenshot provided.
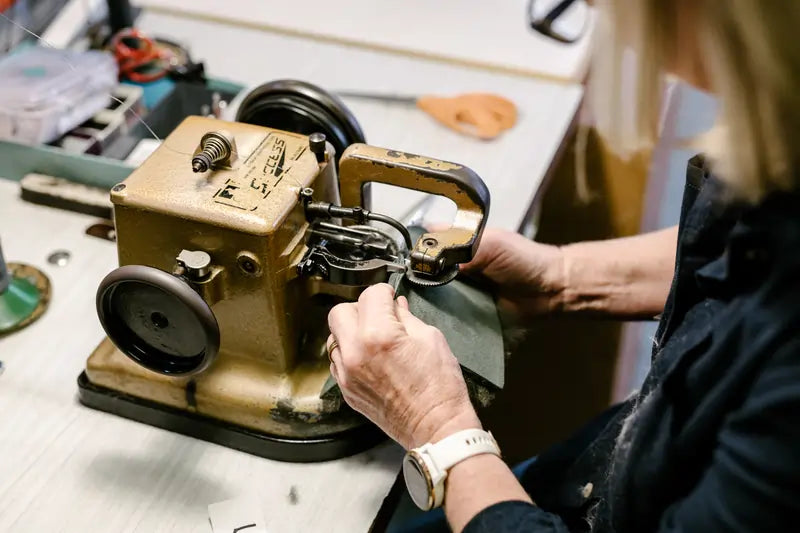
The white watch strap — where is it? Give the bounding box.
[429,428,500,471]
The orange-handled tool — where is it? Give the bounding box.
[337,91,517,140]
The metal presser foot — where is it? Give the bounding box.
[0,239,51,336]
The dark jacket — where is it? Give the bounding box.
[464,157,800,532]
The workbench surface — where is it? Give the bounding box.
[134,0,594,81]
[0,179,404,533]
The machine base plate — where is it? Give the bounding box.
[77,371,387,462]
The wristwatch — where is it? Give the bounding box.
[403,428,501,511]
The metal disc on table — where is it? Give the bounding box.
[235,79,366,163]
[96,265,220,376]
[0,263,51,335]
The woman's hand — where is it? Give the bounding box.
[462,226,679,319]
[327,283,481,450]
[460,228,566,318]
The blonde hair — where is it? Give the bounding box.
[591,0,800,202]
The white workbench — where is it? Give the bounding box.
[133,0,594,81]
[0,179,405,533]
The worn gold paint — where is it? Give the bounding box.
[84,118,486,438]
[87,338,363,437]
[86,117,356,437]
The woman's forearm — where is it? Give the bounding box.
[444,454,533,533]
[557,226,678,319]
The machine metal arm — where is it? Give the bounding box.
[337,144,490,280]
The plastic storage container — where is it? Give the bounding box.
[0,46,118,145]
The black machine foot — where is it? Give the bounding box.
[77,372,387,462]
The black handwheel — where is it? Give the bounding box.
[235,80,366,164]
[96,265,220,375]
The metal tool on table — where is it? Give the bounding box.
[0,239,51,336]
[337,91,517,140]
[79,81,504,462]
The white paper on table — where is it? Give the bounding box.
[208,496,269,533]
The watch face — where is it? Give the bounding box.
[403,453,432,510]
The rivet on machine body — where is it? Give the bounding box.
[309,132,327,163]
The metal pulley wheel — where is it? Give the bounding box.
[96,265,220,375]
[235,79,366,164]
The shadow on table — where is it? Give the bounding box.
[83,434,232,509]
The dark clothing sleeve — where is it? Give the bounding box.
[656,339,800,532]
[463,340,800,533]
[462,501,570,533]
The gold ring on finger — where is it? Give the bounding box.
[327,339,339,362]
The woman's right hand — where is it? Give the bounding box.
[460,228,566,318]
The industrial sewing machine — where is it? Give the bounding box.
[79,85,504,462]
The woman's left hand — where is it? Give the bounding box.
[327,283,481,450]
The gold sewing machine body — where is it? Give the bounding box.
[79,116,490,461]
